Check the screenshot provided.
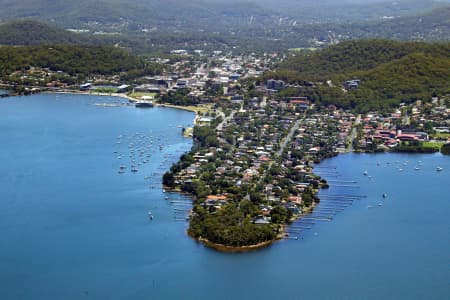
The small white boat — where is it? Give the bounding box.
[363,170,368,176]
[414,167,420,170]
[378,203,383,207]
[436,166,443,172]
[382,193,387,198]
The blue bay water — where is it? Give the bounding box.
[0,94,449,299]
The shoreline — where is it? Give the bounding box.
[14,90,445,253]
[195,237,275,253]
[44,90,200,121]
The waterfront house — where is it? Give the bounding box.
[254,216,271,224]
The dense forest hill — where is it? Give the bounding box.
[266,40,450,112]
[0,20,99,46]
[278,39,449,80]
[0,45,161,79]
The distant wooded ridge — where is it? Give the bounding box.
[0,1,449,53]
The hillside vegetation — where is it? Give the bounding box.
[268,40,450,112]
[0,45,161,78]
[0,20,97,45]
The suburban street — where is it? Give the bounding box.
[348,114,361,152]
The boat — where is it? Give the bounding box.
[436,166,443,172]
[378,203,383,207]
[414,167,420,170]
[135,101,154,108]
[363,170,368,176]
[148,212,153,220]
[382,193,387,198]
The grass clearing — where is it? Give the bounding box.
[422,141,444,150]
[128,92,157,99]
[159,103,213,115]
[433,132,450,139]
[92,87,117,93]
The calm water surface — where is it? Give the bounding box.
[0,94,449,299]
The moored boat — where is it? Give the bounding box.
[135,101,154,108]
